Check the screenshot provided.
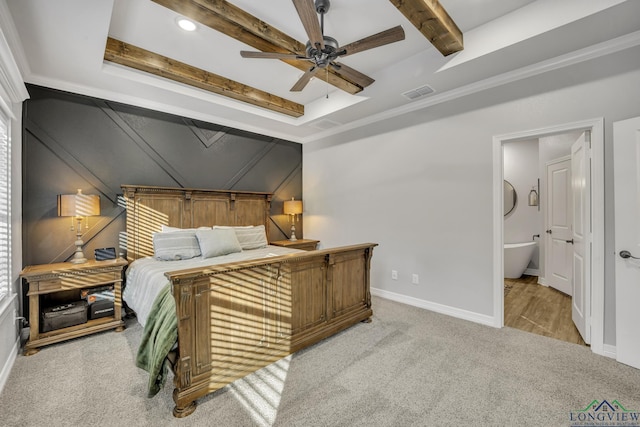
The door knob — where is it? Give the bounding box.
[566,239,574,244]
[546,230,552,234]
[620,250,640,259]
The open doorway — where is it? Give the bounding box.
[502,134,586,345]
[492,118,605,355]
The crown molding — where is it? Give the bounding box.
[0,0,29,111]
[301,30,640,144]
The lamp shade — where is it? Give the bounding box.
[284,198,303,215]
[58,189,100,217]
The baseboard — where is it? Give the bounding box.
[524,268,540,276]
[0,333,18,395]
[371,287,499,328]
[0,294,19,394]
[602,344,616,359]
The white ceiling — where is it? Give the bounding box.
[4,0,640,143]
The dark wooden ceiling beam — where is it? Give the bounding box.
[151,0,363,94]
[103,37,304,118]
[388,0,463,56]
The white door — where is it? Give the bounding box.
[545,157,573,295]
[614,117,640,369]
[571,132,591,344]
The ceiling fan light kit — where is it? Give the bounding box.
[305,36,342,69]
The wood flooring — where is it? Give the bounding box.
[504,275,587,346]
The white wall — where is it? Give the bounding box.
[504,139,541,270]
[304,47,640,343]
[539,132,579,162]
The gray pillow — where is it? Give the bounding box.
[233,225,268,250]
[153,230,201,261]
[196,228,242,258]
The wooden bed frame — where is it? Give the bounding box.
[122,185,377,417]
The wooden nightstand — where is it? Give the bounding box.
[270,239,319,251]
[20,258,128,355]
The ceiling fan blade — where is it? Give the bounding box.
[340,25,405,57]
[292,0,324,49]
[291,67,318,92]
[241,51,306,60]
[331,62,375,88]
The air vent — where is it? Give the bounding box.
[402,84,435,100]
[308,118,343,130]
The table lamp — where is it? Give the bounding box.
[283,197,303,241]
[57,189,100,263]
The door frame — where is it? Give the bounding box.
[492,117,605,356]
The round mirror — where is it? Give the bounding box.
[504,180,517,216]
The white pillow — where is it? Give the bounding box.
[196,228,242,258]
[153,230,201,261]
[233,225,268,250]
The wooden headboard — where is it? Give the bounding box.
[121,185,272,261]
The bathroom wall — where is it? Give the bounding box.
[503,139,541,272]
[539,131,580,161]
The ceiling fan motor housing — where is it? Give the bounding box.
[306,36,339,68]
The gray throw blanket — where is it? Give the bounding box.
[135,283,178,396]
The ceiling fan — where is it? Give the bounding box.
[240,0,405,92]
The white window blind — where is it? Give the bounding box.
[0,113,10,303]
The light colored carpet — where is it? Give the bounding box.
[1,296,639,426]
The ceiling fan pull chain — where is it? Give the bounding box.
[326,68,329,99]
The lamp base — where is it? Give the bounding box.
[70,230,88,264]
[289,224,298,241]
[70,245,88,263]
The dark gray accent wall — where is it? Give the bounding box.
[22,84,302,266]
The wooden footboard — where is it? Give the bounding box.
[165,243,376,417]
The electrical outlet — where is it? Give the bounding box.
[391,270,398,280]
[412,274,419,285]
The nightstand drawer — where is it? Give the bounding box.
[59,270,120,288]
[288,241,318,251]
[270,239,319,251]
[28,270,121,294]
[37,279,62,292]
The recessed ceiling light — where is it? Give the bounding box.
[176,17,197,32]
